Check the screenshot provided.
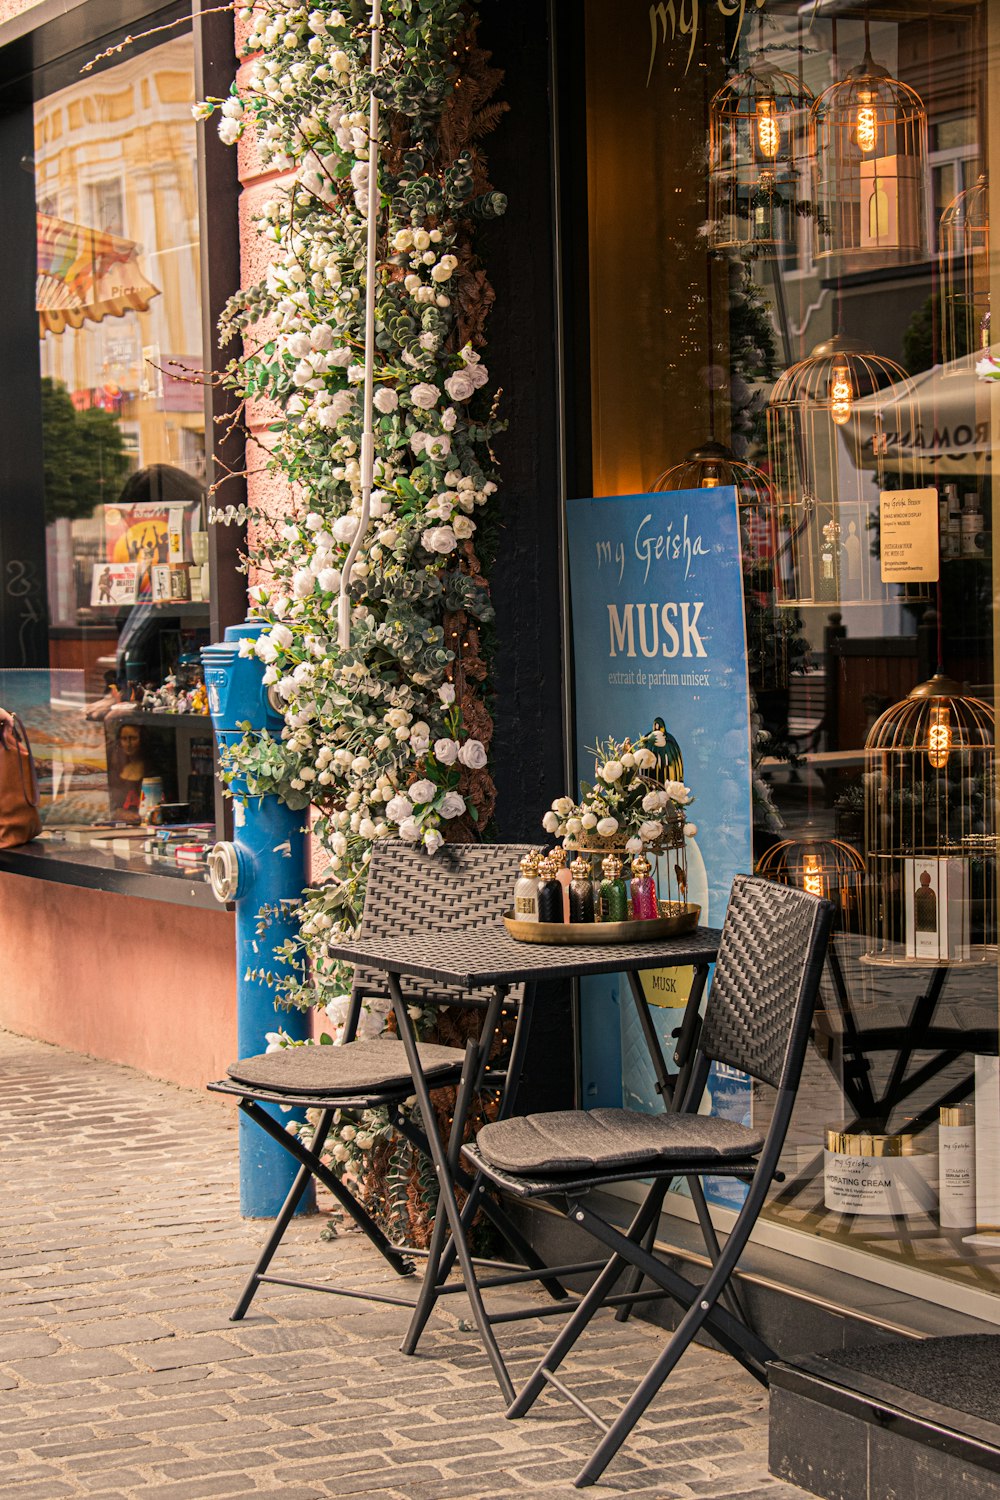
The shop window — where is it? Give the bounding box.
[0,6,240,900]
[569,0,1000,1316]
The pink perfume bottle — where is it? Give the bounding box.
[630,854,659,921]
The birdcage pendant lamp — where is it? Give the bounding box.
[811,31,928,269]
[757,834,865,931]
[651,439,772,507]
[863,675,996,966]
[766,335,925,606]
[709,63,814,254]
[941,173,990,372]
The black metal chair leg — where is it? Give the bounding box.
[507,1184,670,1420]
[239,1099,414,1276]
[613,1180,669,1324]
[388,973,516,1405]
[689,1176,752,1327]
[573,1171,777,1489]
[230,1111,334,1321]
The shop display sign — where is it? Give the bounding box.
[567,486,753,1208]
[879,486,940,582]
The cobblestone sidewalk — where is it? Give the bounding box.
[0,1029,808,1500]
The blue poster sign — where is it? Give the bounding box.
[566,488,754,1209]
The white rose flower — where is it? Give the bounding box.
[581,812,598,830]
[641,791,661,813]
[423,829,444,854]
[439,791,466,819]
[664,780,693,805]
[393,228,414,251]
[421,525,458,555]
[441,407,457,432]
[554,796,575,816]
[409,382,439,409]
[332,514,359,543]
[542,811,560,833]
[452,515,475,539]
[596,817,619,837]
[385,794,413,822]
[310,323,334,350]
[287,333,312,358]
[409,779,436,804]
[600,760,624,782]
[438,683,456,705]
[374,387,398,413]
[413,228,431,251]
[424,434,452,461]
[626,837,643,854]
[458,738,488,769]
[621,752,636,769]
[565,816,583,835]
[271,624,293,649]
[434,738,459,765]
[398,817,421,843]
[317,567,341,592]
[684,822,697,838]
[444,369,476,401]
[292,568,314,599]
[639,821,663,842]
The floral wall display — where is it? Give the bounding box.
[201,0,507,1011]
[198,0,508,1240]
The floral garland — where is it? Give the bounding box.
[199,0,507,1014]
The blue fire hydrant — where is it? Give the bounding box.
[202,621,313,1218]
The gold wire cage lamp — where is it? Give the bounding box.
[708,63,814,255]
[757,835,865,930]
[862,675,996,966]
[766,335,923,605]
[811,32,928,269]
[651,439,773,506]
[940,172,990,372]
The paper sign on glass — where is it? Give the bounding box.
[879,487,940,582]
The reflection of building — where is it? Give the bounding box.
[34,37,204,478]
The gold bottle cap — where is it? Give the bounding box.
[941,1104,974,1128]
[549,847,567,869]
[632,855,652,878]
[570,855,591,880]
[519,853,539,877]
[601,854,622,880]
[538,856,556,880]
[825,1127,920,1157]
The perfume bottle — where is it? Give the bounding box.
[536,855,564,923]
[630,854,659,920]
[939,1103,975,1230]
[568,855,596,923]
[599,854,628,923]
[513,851,541,921]
[550,846,573,921]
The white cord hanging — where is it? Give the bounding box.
[338,0,382,650]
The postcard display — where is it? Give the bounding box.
[88,498,215,869]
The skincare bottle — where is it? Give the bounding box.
[940,1103,976,1230]
[550,846,573,921]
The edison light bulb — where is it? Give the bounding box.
[801,852,823,898]
[756,95,780,160]
[700,464,722,489]
[829,356,853,425]
[927,702,952,769]
[855,89,878,155]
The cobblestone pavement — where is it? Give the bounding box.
[0,1029,810,1500]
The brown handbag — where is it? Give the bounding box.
[0,708,42,848]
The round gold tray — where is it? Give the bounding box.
[503,904,700,945]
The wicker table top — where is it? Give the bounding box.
[326,920,722,989]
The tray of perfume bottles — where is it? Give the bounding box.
[503,903,701,946]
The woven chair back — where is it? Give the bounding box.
[352,841,535,1008]
[699,875,831,1090]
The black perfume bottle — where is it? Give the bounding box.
[568,854,596,923]
[536,855,564,923]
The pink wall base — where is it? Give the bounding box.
[0,874,237,1091]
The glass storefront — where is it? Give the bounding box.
[574,0,1000,1314]
[0,15,222,887]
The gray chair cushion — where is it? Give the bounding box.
[475,1107,764,1176]
[227,1038,465,1097]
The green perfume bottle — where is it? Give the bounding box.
[599,853,628,923]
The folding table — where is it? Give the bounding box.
[325,918,721,1403]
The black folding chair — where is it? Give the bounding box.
[209,841,570,1341]
[463,875,834,1487]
